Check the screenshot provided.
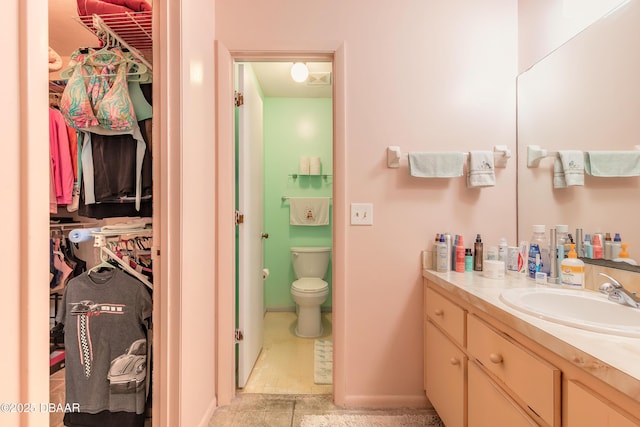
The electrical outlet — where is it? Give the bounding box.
[351,203,373,225]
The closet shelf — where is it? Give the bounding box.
[76,11,153,70]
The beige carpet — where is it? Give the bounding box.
[300,414,444,427]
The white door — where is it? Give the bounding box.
[236,63,265,388]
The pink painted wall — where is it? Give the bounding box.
[217,0,518,406]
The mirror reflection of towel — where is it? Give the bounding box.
[290,197,330,226]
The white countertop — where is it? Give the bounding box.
[423,269,640,401]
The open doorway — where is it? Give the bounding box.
[234,60,334,395]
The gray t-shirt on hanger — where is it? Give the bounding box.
[58,268,152,423]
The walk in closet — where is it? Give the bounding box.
[48,1,155,426]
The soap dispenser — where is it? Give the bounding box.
[613,243,638,266]
[561,244,585,288]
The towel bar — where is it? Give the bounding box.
[387,145,511,169]
[527,145,640,168]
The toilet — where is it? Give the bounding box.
[290,247,331,338]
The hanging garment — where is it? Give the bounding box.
[50,108,75,205]
[58,268,152,427]
[61,48,148,211]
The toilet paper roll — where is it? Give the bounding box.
[299,157,310,175]
[262,268,270,280]
[309,157,321,175]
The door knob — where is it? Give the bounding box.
[261,233,269,239]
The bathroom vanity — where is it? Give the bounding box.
[423,269,640,427]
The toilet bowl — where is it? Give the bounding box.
[290,247,331,338]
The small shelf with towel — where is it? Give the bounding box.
[386,145,511,169]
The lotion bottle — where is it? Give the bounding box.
[436,235,450,272]
[611,233,622,259]
[561,244,585,288]
[465,248,473,271]
[592,234,603,259]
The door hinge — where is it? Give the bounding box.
[235,91,244,107]
[235,210,244,225]
[235,329,244,342]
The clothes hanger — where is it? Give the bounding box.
[88,247,116,275]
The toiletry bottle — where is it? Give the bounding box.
[444,233,452,269]
[575,228,584,258]
[548,228,560,284]
[561,244,585,288]
[452,235,459,271]
[497,238,508,269]
[528,225,550,278]
[614,243,638,265]
[436,235,450,272]
[474,234,483,271]
[432,233,440,270]
[455,236,465,273]
[604,232,612,260]
[611,233,622,259]
[465,248,473,271]
[556,224,569,263]
[583,234,593,259]
[592,234,603,259]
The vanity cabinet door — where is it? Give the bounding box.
[425,320,466,427]
[566,380,640,427]
[468,361,538,427]
[467,314,560,426]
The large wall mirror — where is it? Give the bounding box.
[517,0,640,271]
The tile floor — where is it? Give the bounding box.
[208,393,443,427]
[207,311,443,426]
[242,311,333,395]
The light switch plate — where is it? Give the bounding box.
[351,203,373,225]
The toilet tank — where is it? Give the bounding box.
[290,247,331,279]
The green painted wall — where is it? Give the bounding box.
[263,97,333,310]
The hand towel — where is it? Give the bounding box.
[466,151,495,187]
[309,157,322,175]
[553,157,567,189]
[408,152,464,178]
[584,151,640,177]
[554,150,584,188]
[290,197,330,226]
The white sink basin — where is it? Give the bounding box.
[500,287,640,338]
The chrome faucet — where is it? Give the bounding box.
[598,273,640,309]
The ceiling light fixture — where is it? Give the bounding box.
[290,62,309,83]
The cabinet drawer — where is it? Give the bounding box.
[566,380,640,427]
[426,285,465,346]
[468,360,538,427]
[425,320,466,427]
[467,314,560,427]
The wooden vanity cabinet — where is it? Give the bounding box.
[467,314,560,426]
[424,286,467,427]
[424,281,561,427]
[566,380,640,427]
[468,360,538,427]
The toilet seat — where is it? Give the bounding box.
[292,278,328,293]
